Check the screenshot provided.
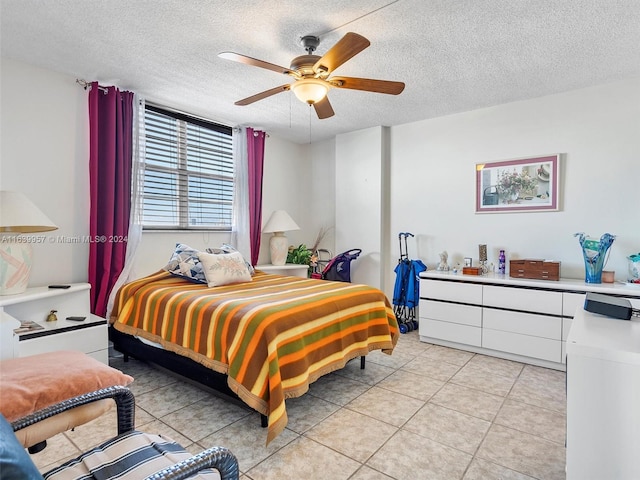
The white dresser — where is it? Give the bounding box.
[419,271,640,370]
[0,283,108,363]
[566,303,640,479]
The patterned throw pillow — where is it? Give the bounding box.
[164,243,207,284]
[197,251,252,287]
[206,244,255,275]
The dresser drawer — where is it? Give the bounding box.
[483,308,561,339]
[420,318,481,347]
[482,329,561,363]
[19,323,108,358]
[563,293,586,317]
[483,285,562,315]
[421,279,482,304]
[419,299,482,327]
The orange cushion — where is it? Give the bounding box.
[0,350,133,422]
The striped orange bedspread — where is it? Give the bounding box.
[110,270,399,444]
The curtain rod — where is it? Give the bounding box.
[76,79,108,93]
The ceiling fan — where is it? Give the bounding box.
[218,32,405,119]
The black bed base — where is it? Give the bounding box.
[109,327,365,428]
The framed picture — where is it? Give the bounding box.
[464,257,472,267]
[476,154,560,213]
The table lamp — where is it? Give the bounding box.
[0,191,58,295]
[262,210,300,266]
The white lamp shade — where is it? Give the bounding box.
[262,210,300,234]
[291,79,329,105]
[0,191,57,295]
[0,191,58,233]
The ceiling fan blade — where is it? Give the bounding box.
[313,97,335,119]
[330,76,405,95]
[219,52,294,76]
[235,85,291,106]
[313,32,370,74]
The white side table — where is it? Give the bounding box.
[256,264,309,278]
[0,283,108,363]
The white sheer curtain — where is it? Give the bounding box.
[231,127,251,262]
[106,94,145,319]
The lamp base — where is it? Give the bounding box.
[0,240,32,295]
[269,232,288,266]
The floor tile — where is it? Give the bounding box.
[401,355,462,381]
[349,465,395,479]
[160,396,251,442]
[467,354,525,380]
[377,369,445,401]
[346,386,424,427]
[366,348,415,369]
[494,399,566,445]
[308,371,371,406]
[404,403,491,455]
[476,424,566,480]
[420,344,475,366]
[508,365,566,414]
[27,330,567,479]
[429,383,505,421]
[336,359,396,386]
[135,379,211,417]
[199,413,298,472]
[305,408,397,462]
[284,392,341,434]
[463,457,537,480]
[450,362,517,397]
[367,429,472,480]
[246,436,360,480]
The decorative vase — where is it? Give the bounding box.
[574,232,616,283]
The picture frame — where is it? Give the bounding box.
[476,154,560,213]
[464,257,472,267]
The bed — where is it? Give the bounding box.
[109,269,399,444]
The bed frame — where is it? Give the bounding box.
[109,326,365,428]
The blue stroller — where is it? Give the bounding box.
[393,233,427,333]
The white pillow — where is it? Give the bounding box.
[198,251,252,287]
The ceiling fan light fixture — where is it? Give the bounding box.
[291,78,329,105]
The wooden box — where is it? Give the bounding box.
[462,266,482,276]
[509,259,560,281]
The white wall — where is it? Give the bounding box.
[0,58,313,285]
[1,58,90,286]
[335,127,389,289]
[389,78,640,283]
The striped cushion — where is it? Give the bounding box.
[43,431,220,480]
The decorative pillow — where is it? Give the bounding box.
[0,350,133,423]
[164,243,207,283]
[198,251,252,287]
[206,243,255,275]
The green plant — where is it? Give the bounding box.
[287,244,313,265]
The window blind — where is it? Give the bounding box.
[142,105,234,230]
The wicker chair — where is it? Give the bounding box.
[3,386,239,480]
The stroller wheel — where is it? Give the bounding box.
[399,323,408,334]
[412,320,419,330]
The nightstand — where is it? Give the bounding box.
[0,283,108,363]
[256,264,310,278]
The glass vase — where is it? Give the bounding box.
[574,233,616,283]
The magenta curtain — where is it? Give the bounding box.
[247,128,266,266]
[88,83,133,317]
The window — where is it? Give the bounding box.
[142,105,234,230]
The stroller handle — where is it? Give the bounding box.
[398,232,414,238]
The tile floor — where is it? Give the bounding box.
[30,331,567,479]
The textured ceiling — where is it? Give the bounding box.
[2,0,640,144]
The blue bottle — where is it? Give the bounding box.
[498,250,506,274]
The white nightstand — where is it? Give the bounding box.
[0,283,108,363]
[256,264,310,278]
